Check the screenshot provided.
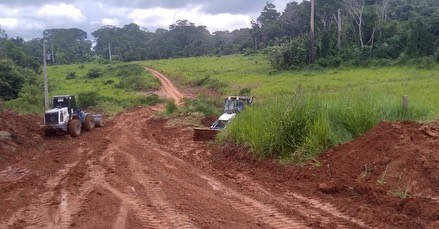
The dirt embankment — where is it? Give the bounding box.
[0,69,438,228]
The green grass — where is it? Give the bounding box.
[145,54,439,118]
[145,54,439,161]
[216,91,430,161]
[48,63,159,97]
[3,62,162,115]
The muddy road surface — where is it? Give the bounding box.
[0,70,437,228]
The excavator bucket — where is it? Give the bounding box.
[193,128,220,141]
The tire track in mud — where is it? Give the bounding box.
[113,111,310,228]
[130,110,375,228]
[132,122,369,228]
[234,173,373,228]
[0,166,29,183]
[0,147,86,229]
[95,110,197,228]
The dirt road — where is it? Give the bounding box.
[0,70,437,228]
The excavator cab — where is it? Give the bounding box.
[223,96,253,114]
[194,96,254,141]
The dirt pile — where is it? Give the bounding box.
[0,110,43,166]
[212,120,439,228]
[308,120,439,227]
[315,121,438,195]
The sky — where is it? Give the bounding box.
[0,0,299,40]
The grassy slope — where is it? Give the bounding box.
[46,63,161,115]
[48,63,128,99]
[145,54,439,118]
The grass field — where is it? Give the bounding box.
[145,54,439,118]
[44,62,161,115]
[145,54,439,161]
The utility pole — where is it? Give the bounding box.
[337,9,342,51]
[108,43,112,61]
[43,40,49,110]
[51,42,54,65]
[309,0,316,63]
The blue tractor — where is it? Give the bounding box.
[43,95,103,137]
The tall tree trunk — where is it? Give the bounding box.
[309,0,315,63]
[337,9,342,50]
[345,0,365,48]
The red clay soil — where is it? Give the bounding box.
[213,120,439,228]
[0,71,438,228]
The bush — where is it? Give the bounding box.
[315,56,342,68]
[239,87,252,96]
[191,75,228,92]
[119,75,152,91]
[266,36,308,70]
[78,91,100,108]
[65,71,76,80]
[114,64,143,77]
[103,79,114,85]
[86,68,102,78]
[165,100,178,114]
[182,96,221,117]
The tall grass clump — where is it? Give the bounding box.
[220,91,431,162]
[181,96,221,117]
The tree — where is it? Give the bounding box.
[309,0,315,63]
[344,0,366,47]
[257,2,281,26]
[252,2,283,48]
[0,59,24,100]
[43,28,91,64]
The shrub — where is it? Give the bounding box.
[103,79,114,85]
[191,75,227,92]
[182,96,220,117]
[86,68,102,78]
[165,100,178,114]
[239,87,252,96]
[78,91,100,108]
[266,36,308,70]
[65,71,76,80]
[119,75,151,91]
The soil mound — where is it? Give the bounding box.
[316,121,439,195]
[0,110,43,167]
[309,120,439,227]
[212,120,439,228]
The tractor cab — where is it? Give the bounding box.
[53,95,77,115]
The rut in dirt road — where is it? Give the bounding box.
[0,69,378,228]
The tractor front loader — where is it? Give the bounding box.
[43,95,103,137]
[193,96,253,141]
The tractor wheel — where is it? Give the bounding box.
[84,114,95,131]
[68,119,81,137]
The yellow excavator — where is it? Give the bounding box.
[193,96,253,141]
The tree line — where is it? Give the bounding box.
[1,0,439,101]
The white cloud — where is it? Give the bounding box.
[128,6,251,32]
[91,18,121,27]
[0,0,302,39]
[0,18,18,29]
[37,3,85,22]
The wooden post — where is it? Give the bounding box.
[402,95,408,113]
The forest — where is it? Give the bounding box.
[1,0,439,101]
